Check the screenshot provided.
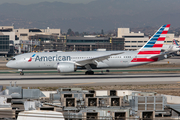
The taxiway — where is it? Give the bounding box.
[0,73,179,87]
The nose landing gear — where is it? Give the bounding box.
[20,72,24,75]
[18,69,24,75]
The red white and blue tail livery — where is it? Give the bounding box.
[131,24,170,63]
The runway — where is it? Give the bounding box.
[1,73,180,87]
[1,56,180,87]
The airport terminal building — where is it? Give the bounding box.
[65,36,124,51]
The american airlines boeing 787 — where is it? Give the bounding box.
[6,24,171,75]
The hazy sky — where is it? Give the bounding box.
[0,0,96,5]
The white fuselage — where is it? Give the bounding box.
[6,50,158,70]
[162,44,180,53]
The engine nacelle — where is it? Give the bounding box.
[57,62,76,73]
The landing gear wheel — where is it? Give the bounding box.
[20,72,24,75]
[90,71,94,75]
[85,71,94,75]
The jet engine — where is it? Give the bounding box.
[57,62,77,73]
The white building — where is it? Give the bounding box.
[15,27,61,41]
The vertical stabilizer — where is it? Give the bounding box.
[131,24,170,63]
[173,39,179,46]
[138,24,170,54]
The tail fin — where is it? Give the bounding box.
[173,39,179,46]
[131,24,170,63]
[138,24,170,55]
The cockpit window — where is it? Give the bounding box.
[10,58,16,61]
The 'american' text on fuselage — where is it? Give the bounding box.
[35,55,71,62]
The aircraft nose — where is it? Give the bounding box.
[6,62,10,68]
[6,61,13,68]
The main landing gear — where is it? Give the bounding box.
[85,71,94,75]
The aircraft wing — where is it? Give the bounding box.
[75,52,124,66]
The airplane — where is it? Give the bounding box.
[6,24,172,75]
[161,39,180,53]
[171,39,180,56]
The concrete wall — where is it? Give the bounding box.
[164,95,180,104]
[42,91,57,98]
[117,28,144,38]
[95,90,109,97]
[117,28,130,38]
[116,90,139,97]
[2,32,15,41]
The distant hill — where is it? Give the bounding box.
[0,0,180,32]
